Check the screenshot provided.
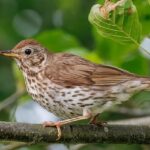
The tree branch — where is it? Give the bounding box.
[0,121,150,144]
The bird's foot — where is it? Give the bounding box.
[43,115,91,140]
[89,114,107,126]
[90,120,107,126]
[43,121,62,141]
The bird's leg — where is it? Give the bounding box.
[89,113,100,124]
[89,113,107,126]
[43,113,92,140]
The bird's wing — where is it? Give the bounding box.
[91,65,135,86]
[45,53,136,87]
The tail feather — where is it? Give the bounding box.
[140,77,150,91]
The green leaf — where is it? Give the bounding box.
[35,30,80,52]
[66,47,102,63]
[88,0,142,45]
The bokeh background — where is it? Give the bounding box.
[0,0,150,150]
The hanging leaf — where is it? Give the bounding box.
[88,0,142,45]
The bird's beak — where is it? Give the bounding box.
[0,50,20,59]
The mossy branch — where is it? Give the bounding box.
[0,121,150,144]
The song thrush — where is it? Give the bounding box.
[0,39,150,140]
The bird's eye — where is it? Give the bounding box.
[25,49,32,55]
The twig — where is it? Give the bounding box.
[0,121,150,144]
[109,107,150,117]
[110,116,150,125]
[1,142,31,150]
[0,90,25,111]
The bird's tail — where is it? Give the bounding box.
[139,77,150,91]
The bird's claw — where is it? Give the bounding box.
[90,120,107,127]
[89,114,107,127]
[43,121,62,141]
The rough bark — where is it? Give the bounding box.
[0,121,150,144]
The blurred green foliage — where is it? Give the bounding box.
[0,0,150,150]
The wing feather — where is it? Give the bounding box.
[45,53,135,87]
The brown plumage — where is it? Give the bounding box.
[45,52,136,87]
[0,39,150,140]
[13,39,41,50]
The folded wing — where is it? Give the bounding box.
[45,53,136,87]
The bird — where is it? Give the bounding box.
[0,39,150,140]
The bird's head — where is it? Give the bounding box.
[0,39,48,72]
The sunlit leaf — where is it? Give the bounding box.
[66,47,102,63]
[89,0,142,45]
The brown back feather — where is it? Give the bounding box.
[45,53,136,87]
